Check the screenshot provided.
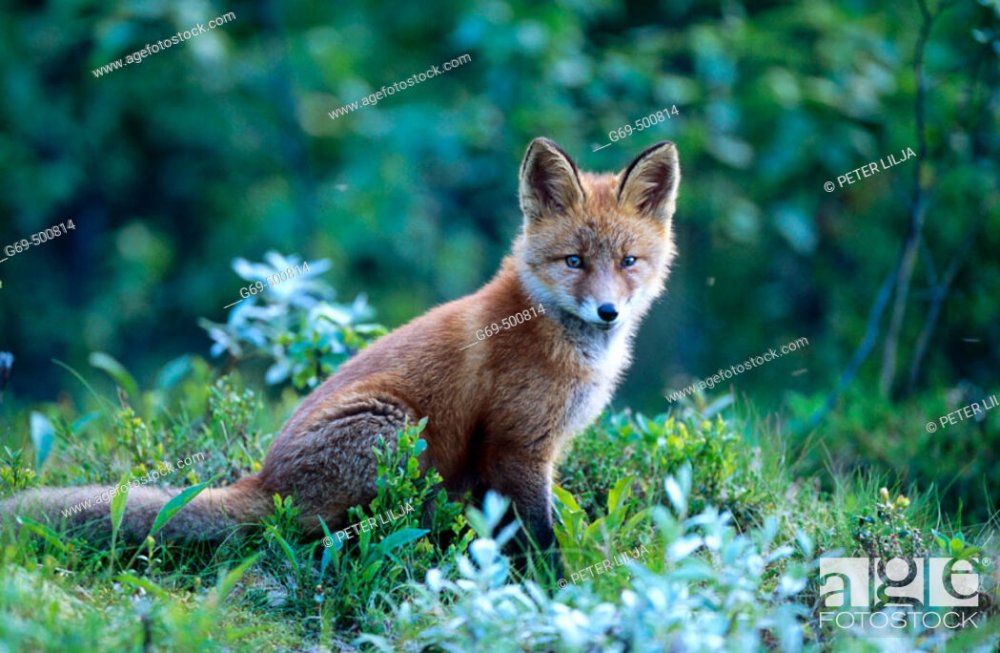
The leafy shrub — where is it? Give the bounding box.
[552,474,656,593]
[559,412,759,526]
[240,419,474,634]
[38,372,266,494]
[852,487,926,559]
[320,421,472,622]
[0,447,37,497]
[203,376,273,481]
[383,466,814,652]
[199,251,387,390]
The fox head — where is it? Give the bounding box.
[514,137,680,332]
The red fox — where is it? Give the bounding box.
[2,138,681,559]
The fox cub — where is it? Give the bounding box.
[2,138,681,562]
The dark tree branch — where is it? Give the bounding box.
[918,235,939,289]
[807,0,962,429]
[877,0,939,398]
[804,267,898,432]
[903,0,995,394]
[906,219,982,393]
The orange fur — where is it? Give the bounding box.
[1,138,681,556]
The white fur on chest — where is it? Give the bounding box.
[558,328,632,438]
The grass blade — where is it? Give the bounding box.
[114,574,169,599]
[376,528,429,555]
[147,479,214,538]
[213,554,261,605]
[108,477,129,576]
[51,358,115,418]
[15,516,68,552]
[265,525,301,576]
[607,475,633,514]
[88,352,140,404]
[316,516,337,580]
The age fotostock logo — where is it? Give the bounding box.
[818,556,985,634]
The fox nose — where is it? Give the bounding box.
[597,303,618,322]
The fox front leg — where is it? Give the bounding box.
[483,457,564,579]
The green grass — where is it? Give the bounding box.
[1,366,998,652]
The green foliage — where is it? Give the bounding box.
[88,352,141,406]
[852,487,926,559]
[558,411,754,524]
[552,476,655,589]
[28,413,54,471]
[0,447,37,497]
[390,467,815,653]
[1,281,995,649]
[0,0,993,417]
[0,6,997,641]
[371,419,469,544]
[108,475,129,576]
[929,529,982,563]
[314,419,474,627]
[147,481,213,540]
[2,379,997,650]
[199,252,387,391]
[0,560,292,652]
[788,380,1000,523]
[205,377,271,481]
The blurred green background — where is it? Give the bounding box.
[1,1,998,512]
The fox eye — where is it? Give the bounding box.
[565,255,584,269]
[621,256,637,268]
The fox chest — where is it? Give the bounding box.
[557,377,615,439]
[555,330,631,439]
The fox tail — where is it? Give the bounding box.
[0,476,273,543]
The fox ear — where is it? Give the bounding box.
[519,137,585,222]
[617,141,680,223]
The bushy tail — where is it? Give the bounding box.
[0,476,273,544]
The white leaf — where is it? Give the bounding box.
[665,477,687,515]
